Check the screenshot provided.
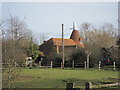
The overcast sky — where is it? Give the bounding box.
[2,2,118,40]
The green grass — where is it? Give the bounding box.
[5,68,119,88]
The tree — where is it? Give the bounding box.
[2,15,33,88]
[69,48,86,67]
[79,22,117,66]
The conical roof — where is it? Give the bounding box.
[70,23,84,47]
[70,30,81,42]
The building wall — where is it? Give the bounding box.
[54,45,77,54]
[39,40,77,57]
[39,40,56,56]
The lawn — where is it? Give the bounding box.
[5,68,119,88]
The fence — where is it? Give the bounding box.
[2,61,119,89]
[2,61,118,71]
[38,60,118,70]
[66,81,119,90]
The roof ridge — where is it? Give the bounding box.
[52,38,73,40]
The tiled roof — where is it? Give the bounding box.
[70,30,84,47]
[75,41,84,48]
[70,30,83,41]
[51,38,77,46]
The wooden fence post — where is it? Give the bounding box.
[66,82,75,90]
[113,61,116,71]
[39,61,41,68]
[51,61,53,69]
[99,61,101,70]
[84,61,86,69]
[72,60,74,69]
[85,82,92,90]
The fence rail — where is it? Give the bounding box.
[2,61,118,71]
[66,82,120,89]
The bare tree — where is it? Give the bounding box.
[2,15,32,88]
[81,22,90,31]
[79,22,117,66]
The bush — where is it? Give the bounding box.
[52,54,62,67]
[68,48,87,67]
[50,48,87,68]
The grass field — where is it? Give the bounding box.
[6,68,119,88]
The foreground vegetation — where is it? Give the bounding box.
[3,68,118,88]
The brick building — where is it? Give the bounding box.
[39,23,84,57]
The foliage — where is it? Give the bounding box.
[69,48,86,64]
[1,15,38,88]
[49,48,87,67]
[28,42,40,61]
[52,53,62,67]
[80,22,118,66]
[110,47,119,64]
[2,16,32,65]
[31,44,40,61]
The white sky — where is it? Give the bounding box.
[1,2,118,41]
